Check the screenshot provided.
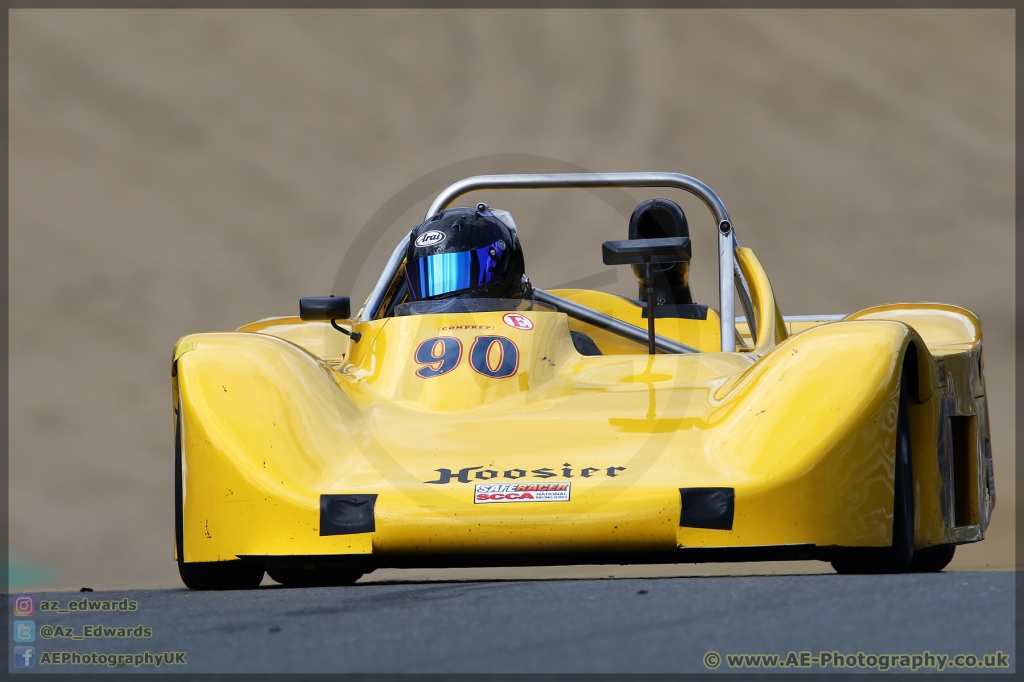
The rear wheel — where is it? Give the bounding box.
[267,564,365,588]
[910,544,956,572]
[831,365,915,575]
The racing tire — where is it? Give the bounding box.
[909,544,956,572]
[831,363,915,575]
[178,560,266,591]
[267,565,364,588]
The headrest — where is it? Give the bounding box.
[628,199,689,241]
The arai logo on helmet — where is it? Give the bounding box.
[415,230,447,248]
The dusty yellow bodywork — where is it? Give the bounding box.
[172,248,992,569]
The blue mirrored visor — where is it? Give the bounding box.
[407,242,506,300]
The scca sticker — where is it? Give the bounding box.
[475,482,570,504]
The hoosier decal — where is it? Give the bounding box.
[424,465,626,484]
[475,482,571,504]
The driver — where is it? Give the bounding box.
[405,203,527,301]
[403,203,603,357]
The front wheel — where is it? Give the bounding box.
[832,365,915,575]
[910,544,955,572]
[267,564,365,587]
[178,560,265,591]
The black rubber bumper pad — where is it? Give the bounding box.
[679,488,734,530]
[320,494,378,536]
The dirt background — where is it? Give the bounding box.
[9,9,1014,590]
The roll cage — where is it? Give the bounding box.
[362,173,758,354]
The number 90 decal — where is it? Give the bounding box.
[469,336,519,378]
[414,337,463,378]
[414,335,520,380]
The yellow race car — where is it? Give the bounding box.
[172,172,994,589]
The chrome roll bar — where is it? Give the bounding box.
[364,173,747,353]
[532,288,700,355]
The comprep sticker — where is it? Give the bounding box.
[474,482,571,504]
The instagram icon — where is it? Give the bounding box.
[12,595,34,617]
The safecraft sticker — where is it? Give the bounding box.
[474,482,571,504]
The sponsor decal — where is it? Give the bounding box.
[475,482,570,504]
[502,313,534,331]
[425,464,625,484]
[414,230,447,248]
[439,325,494,331]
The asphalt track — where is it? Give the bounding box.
[20,571,1014,674]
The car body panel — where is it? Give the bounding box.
[173,266,992,567]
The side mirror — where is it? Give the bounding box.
[601,237,691,265]
[299,296,351,321]
[601,237,691,356]
[299,296,361,342]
